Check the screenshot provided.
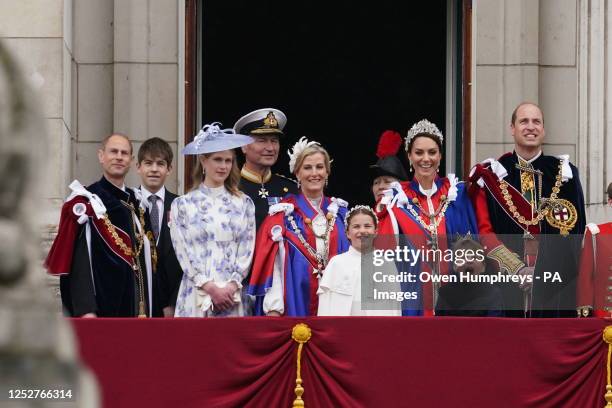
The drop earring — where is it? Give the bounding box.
[297,179,301,189]
[325,178,328,187]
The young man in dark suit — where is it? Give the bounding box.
[136,138,183,317]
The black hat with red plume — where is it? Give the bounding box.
[369,130,409,181]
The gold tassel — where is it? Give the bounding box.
[138,301,146,318]
[602,326,612,407]
[291,323,312,408]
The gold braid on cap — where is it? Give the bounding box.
[405,119,444,151]
[344,205,378,231]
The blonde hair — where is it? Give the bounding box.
[191,150,241,196]
[293,145,331,175]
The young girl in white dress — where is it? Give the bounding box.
[317,205,401,316]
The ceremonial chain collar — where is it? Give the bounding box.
[499,162,563,227]
[102,202,148,260]
[404,193,450,235]
[122,200,150,317]
[287,209,336,273]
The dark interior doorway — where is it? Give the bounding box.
[201,0,447,206]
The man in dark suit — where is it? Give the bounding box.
[136,138,184,317]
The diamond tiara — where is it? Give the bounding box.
[404,119,444,151]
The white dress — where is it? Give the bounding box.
[170,184,256,317]
[317,246,402,316]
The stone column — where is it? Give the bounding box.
[474,0,611,223]
[0,9,99,405]
[473,0,540,161]
[0,0,73,228]
[577,0,611,223]
[113,0,180,192]
[71,0,115,185]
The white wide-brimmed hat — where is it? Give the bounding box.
[182,122,254,155]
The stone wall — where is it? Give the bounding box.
[72,0,181,199]
[0,0,72,228]
[474,0,611,223]
[1,1,608,232]
[0,0,182,229]
[0,0,182,296]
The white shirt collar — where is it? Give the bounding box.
[418,182,438,197]
[348,245,362,256]
[516,150,542,164]
[139,185,166,202]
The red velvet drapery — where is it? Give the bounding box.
[72,317,608,408]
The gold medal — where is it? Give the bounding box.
[545,198,577,236]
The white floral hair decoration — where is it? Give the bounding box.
[404,119,444,151]
[287,136,321,173]
[344,205,379,231]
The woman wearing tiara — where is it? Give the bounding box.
[170,123,256,317]
[377,119,479,316]
[248,137,350,316]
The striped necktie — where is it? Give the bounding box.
[148,195,160,242]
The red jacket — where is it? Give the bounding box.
[577,222,612,317]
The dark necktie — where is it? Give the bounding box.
[148,195,160,242]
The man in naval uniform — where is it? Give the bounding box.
[234,108,298,228]
[469,102,586,317]
[45,133,155,317]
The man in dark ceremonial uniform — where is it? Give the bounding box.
[45,134,155,317]
[470,102,586,317]
[234,108,298,228]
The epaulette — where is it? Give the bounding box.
[274,173,297,184]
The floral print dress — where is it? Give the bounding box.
[170,184,256,317]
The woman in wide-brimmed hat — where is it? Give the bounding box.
[171,123,256,317]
